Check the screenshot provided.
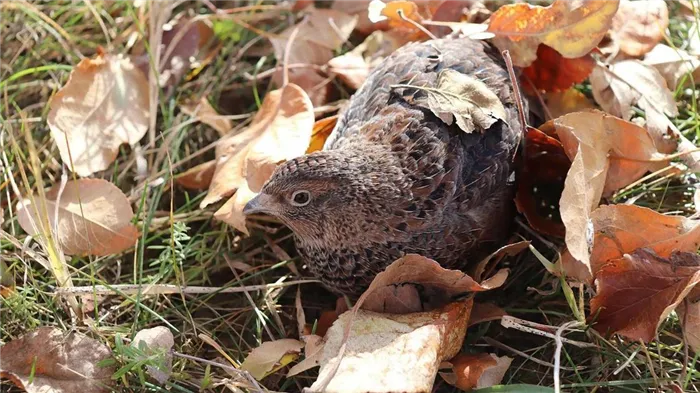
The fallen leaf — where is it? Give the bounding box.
[677,299,700,354]
[307,115,339,154]
[201,84,314,234]
[561,204,700,282]
[308,299,473,393]
[328,31,402,90]
[550,111,668,274]
[487,0,619,67]
[543,88,596,119]
[442,353,512,391]
[643,44,700,90]
[48,52,149,177]
[369,0,424,31]
[590,248,700,342]
[175,160,217,190]
[468,302,507,327]
[332,0,389,34]
[589,60,679,153]
[412,69,507,133]
[610,0,669,57]
[0,327,114,393]
[360,254,509,314]
[515,127,570,237]
[132,326,175,384]
[521,45,595,94]
[17,179,139,256]
[240,339,304,380]
[180,97,232,136]
[287,334,325,377]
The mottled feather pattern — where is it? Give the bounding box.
[261,38,522,295]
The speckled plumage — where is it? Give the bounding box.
[244,38,523,296]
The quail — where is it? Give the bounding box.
[243,37,523,296]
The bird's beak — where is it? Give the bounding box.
[243,193,274,216]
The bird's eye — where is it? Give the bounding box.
[290,190,311,206]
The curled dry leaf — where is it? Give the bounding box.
[328,31,403,90]
[411,69,507,133]
[487,0,619,67]
[240,339,304,381]
[589,60,679,153]
[175,160,217,191]
[442,353,513,391]
[309,299,473,393]
[543,88,596,119]
[677,299,700,354]
[0,327,115,393]
[307,115,339,154]
[590,249,700,342]
[201,84,314,234]
[643,44,700,90]
[521,45,595,94]
[468,302,507,327]
[610,0,669,57]
[179,97,232,136]
[17,179,139,256]
[48,52,149,177]
[549,111,667,275]
[561,204,700,282]
[132,326,175,384]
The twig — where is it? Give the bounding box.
[554,321,584,393]
[501,50,528,158]
[52,280,319,296]
[282,16,306,86]
[397,9,437,40]
[482,337,580,371]
[501,316,595,348]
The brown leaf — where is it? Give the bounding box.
[175,160,217,190]
[561,204,700,282]
[610,0,668,57]
[328,31,402,90]
[332,0,390,34]
[543,88,596,119]
[180,97,232,136]
[677,299,700,354]
[589,60,679,153]
[287,334,325,377]
[590,249,700,342]
[551,111,667,274]
[443,353,512,391]
[369,0,425,31]
[17,179,139,256]
[521,45,595,94]
[468,302,507,327]
[307,115,339,154]
[201,84,314,234]
[0,327,115,393]
[360,254,508,314]
[308,299,473,393]
[132,326,174,384]
[48,53,149,177]
[643,44,700,90]
[487,0,619,67]
[515,126,570,237]
[240,339,304,381]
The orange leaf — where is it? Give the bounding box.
[515,126,570,237]
[175,160,217,190]
[487,0,619,67]
[521,45,595,94]
[307,115,338,154]
[201,84,315,234]
[543,88,596,119]
[678,299,700,354]
[610,0,669,57]
[445,353,512,391]
[591,248,700,342]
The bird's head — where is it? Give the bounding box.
[243,148,404,245]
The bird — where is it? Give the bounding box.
[243,37,523,296]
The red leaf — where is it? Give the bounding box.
[521,45,595,94]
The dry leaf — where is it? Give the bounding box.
[589,60,679,153]
[521,45,595,94]
[360,254,509,314]
[48,53,149,177]
[487,0,619,67]
[17,179,139,256]
[550,111,667,274]
[175,160,217,190]
[689,21,700,56]
[0,327,115,393]
[561,204,700,282]
[307,115,339,154]
[287,334,325,377]
[201,84,314,234]
[442,353,512,391]
[328,31,402,90]
[677,299,700,354]
[308,299,473,393]
[590,249,700,342]
[240,339,304,380]
[610,0,669,57]
[332,0,389,34]
[414,69,507,133]
[643,44,700,90]
[180,97,232,136]
[369,0,424,31]
[468,302,507,327]
[544,88,596,119]
[132,326,174,384]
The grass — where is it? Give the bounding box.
[1,1,700,392]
